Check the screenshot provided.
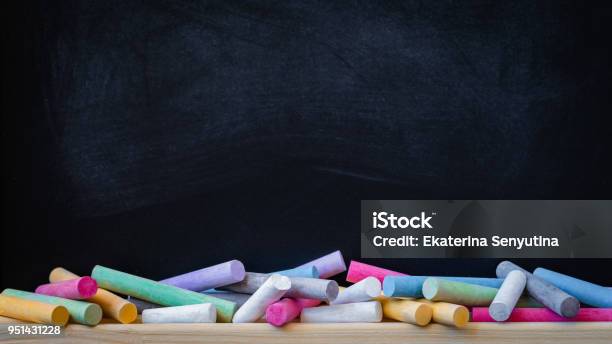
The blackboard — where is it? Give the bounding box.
[2,0,611,290]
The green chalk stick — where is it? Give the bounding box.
[91,265,236,322]
[422,278,498,306]
[515,296,544,308]
[2,289,102,325]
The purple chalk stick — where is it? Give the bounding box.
[159,260,245,291]
[295,251,347,279]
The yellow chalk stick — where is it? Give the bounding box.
[378,297,432,326]
[50,267,137,324]
[0,294,69,326]
[416,299,468,327]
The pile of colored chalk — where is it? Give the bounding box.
[1,251,611,327]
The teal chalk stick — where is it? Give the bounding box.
[91,265,236,322]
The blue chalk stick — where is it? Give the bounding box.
[383,276,503,298]
[384,276,427,297]
[534,268,612,308]
[275,265,320,278]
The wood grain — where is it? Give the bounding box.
[0,316,610,344]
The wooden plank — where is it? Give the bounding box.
[0,316,610,344]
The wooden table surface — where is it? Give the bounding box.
[1,316,610,344]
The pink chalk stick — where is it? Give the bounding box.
[472,307,612,322]
[266,298,321,326]
[35,277,98,299]
[295,298,322,309]
[346,261,407,284]
[266,299,301,326]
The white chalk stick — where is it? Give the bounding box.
[331,277,381,305]
[223,273,338,302]
[222,272,269,294]
[490,270,527,321]
[300,301,383,323]
[285,277,339,302]
[141,303,216,323]
[232,274,291,323]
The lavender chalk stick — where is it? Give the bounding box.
[496,261,579,318]
[295,251,347,279]
[159,260,245,291]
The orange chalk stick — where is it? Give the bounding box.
[50,267,137,324]
[0,294,69,326]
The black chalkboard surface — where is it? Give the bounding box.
[2,0,611,290]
